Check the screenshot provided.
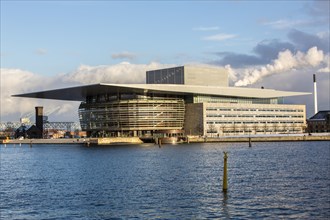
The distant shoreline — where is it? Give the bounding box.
[2,133,330,145]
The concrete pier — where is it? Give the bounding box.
[1,137,143,145]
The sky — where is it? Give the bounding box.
[1,0,329,123]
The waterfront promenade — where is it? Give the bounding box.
[2,133,329,145]
[188,133,330,143]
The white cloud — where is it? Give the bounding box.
[111,51,137,60]
[35,48,47,55]
[193,26,219,31]
[2,60,328,123]
[203,33,237,41]
[317,54,330,73]
[1,68,65,122]
[262,19,311,29]
[316,31,330,39]
[1,62,174,122]
[317,67,330,73]
[62,62,174,84]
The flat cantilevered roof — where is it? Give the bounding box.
[13,83,310,101]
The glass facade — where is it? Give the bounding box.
[79,95,185,137]
[193,95,282,105]
[146,66,184,84]
[79,91,305,137]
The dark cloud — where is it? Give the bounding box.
[210,30,329,68]
[211,39,296,68]
[288,29,329,53]
[307,1,330,18]
[301,1,330,27]
[253,40,296,61]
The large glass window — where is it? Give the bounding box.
[146,67,184,84]
[194,95,279,104]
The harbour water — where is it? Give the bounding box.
[0,142,329,219]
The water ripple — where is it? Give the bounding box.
[0,142,329,219]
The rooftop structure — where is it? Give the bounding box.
[13,83,308,101]
[146,65,228,86]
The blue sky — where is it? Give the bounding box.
[2,0,327,74]
[1,0,329,121]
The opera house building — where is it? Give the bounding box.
[14,65,309,138]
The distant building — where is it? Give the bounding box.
[14,65,310,137]
[14,106,44,139]
[15,125,43,139]
[307,111,330,133]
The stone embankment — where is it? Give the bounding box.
[2,134,329,145]
[187,134,330,143]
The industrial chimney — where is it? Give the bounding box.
[35,106,44,138]
[313,74,318,114]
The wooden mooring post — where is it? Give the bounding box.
[223,151,228,192]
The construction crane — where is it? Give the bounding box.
[20,112,34,125]
[19,106,61,124]
[43,106,61,123]
[45,106,61,116]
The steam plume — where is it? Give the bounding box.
[235,47,325,86]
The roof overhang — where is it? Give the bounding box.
[13,83,311,101]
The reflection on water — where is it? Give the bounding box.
[0,141,329,219]
[222,192,230,219]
